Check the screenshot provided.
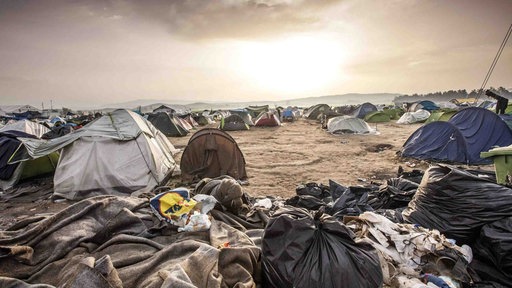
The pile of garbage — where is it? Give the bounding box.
[1,166,511,287]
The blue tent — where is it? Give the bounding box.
[407,100,439,112]
[402,107,512,164]
[282,109,294,118]
[352,102,377,119]
[417,100,439,111]
[401,122,468,163]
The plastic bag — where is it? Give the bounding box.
[150,188,197,227]
[177,212,211,232]
[471,216,512,286]
[403,164,512,244]
[368,178,418,210]
[329,185,375,217]
[262,206,383,288]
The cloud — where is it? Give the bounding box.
[94,0,343,40]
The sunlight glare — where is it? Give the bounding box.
[237,36,346,95]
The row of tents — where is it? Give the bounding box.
[304,98,512,126]
[0,109,250,198]
[3,100,512,196]
[304,100,512,166]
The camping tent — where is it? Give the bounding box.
[179,114,199,127]
[364,111,391,123]
[382,107,404,120]
[281,107,300,122]
[397,110,431,124]
[0,131,58,190]
[327,116,375,134]
[246,105,269,118]
[0,120,50,138]
[147,112,189,137]
[304,104,331,120]
[219,114,250,131]
[193,114,215,126]
[424,110,457,123]
[229,109,255,126]
[12,109,180,199]
[407,100,439,112]
[401,107,512,164]
[352,102,378,119]
[401,122,469,163]
[180,128,247,182]
[254,112,281,127]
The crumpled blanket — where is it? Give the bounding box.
[0,195,261,288]
[195,176,269,231]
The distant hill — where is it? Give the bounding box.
[96,93,401,112]
[273,93,400,108]
[188,93,401,111]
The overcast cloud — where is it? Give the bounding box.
[0,0,510,108]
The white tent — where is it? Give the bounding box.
[0,105,39,114]
[327,116,376,134]
[396,109,431,124]
[14,109,180,200]
[0,120,50,138]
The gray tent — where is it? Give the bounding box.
[147,112,189,137]
[219,114,249,131]
[13,109,179,200]
[327,116,376,134]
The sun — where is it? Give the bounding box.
[236,36,346,95]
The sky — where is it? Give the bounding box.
[0,0,511,109]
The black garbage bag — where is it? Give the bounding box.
[403,164,512,245]
[284,195,327,211]
[295,182,331,199]
[368,178,418,210]
[262,207,383,288]
[328,185,375,218]
[329,179,347,200]
[397,167,424,184]
[471,216,512,286]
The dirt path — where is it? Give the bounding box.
[169,119,426,198]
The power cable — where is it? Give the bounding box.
[476,23,512,102]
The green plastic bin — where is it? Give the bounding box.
[481,146,512,184]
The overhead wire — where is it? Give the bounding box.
[475,23,512,102]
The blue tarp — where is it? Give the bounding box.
[402,107,512,164]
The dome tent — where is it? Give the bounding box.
[327,116,376,134]
[401,107,512,164]
[254,112,281,127]
[352,102,377,119]
[304,104,331,120]
[180,128,247,183]
[12,109,179,200]
[364,111,391,123]
[219,114,250,131]
[147,112,189,137]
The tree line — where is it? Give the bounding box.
[393,87,512,103]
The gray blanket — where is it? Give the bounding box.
[0,195,261,288]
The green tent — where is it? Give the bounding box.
[425,109,457,123]
[364,111,391,123]
[382,108,404,120]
